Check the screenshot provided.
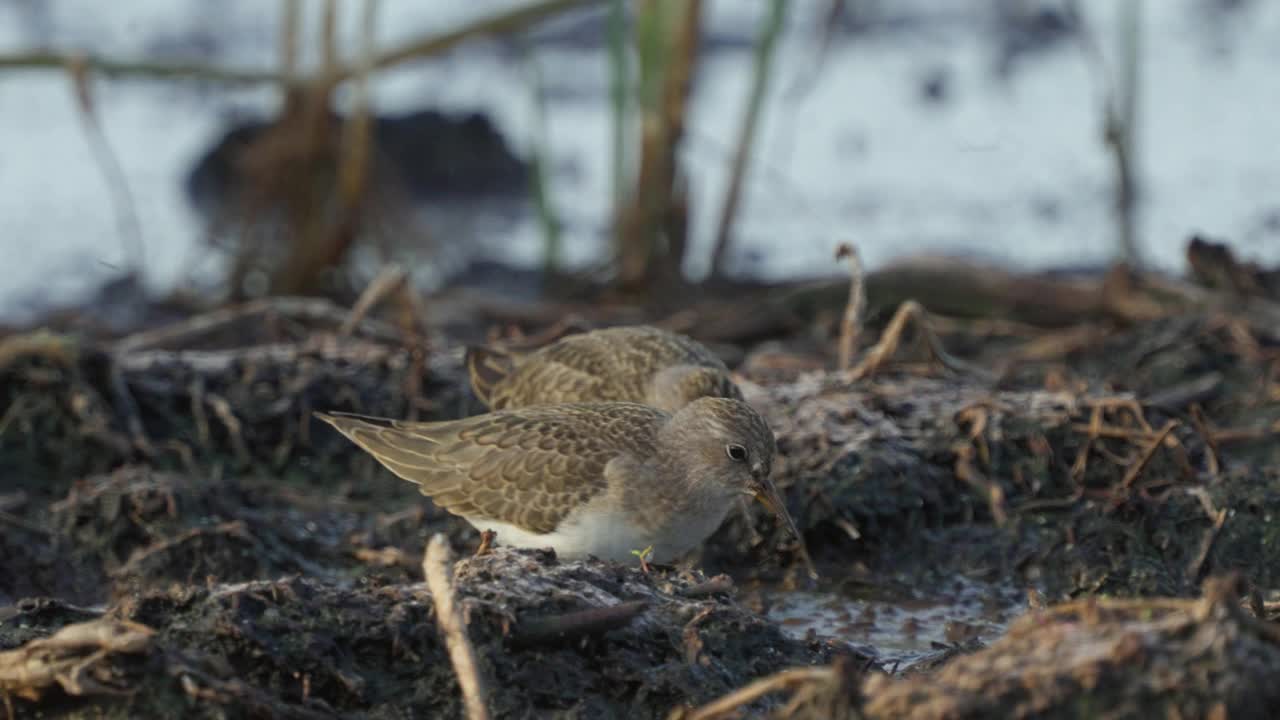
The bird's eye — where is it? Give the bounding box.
[726,444,748,462]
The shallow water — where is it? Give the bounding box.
[763,575,1027,670]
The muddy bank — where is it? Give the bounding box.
[0,549,849,718]
[3,265,1280,716]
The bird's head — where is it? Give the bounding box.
[660,398,801,541]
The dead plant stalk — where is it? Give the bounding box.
[424,534,490,720]
[836,242,865,371]
[709,0,788,279]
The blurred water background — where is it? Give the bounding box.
[1,0,1277,320]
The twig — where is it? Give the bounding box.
[1064,0,1144,266]
[0,0,599,88]
[112,521,251,579]
[953,443,1007,525]
[1070,403,1105,481]
[117,336,403,376]
[353,546,421,570]
[1119,420,1178,491]
[113,296,402,354]
[679,575,734,598]
[508,601,649,649]
[1186,487,1229,583]
[423,534,490,720]
[0,51,283,85]
[835,242,865,371]
[1069,424,1166,442]
[1143,372,1223,411]
[189,377,211,447]
[172,657,332,720]
[206,394,252,466]
[340,265,409,337]
[1210,423,1280,444]
[784,0,847,101]
[1188,404,1222,479]
[108,358,154,457]
[847,300,993,382]
[0,619,154,701]
[0,510,50,537]
[681,606,716,665]
[66,57,145,279]
[708,0,788,279]
[358,0,598,81]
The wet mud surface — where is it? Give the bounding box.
[3,276,1280,716]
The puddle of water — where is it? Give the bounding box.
[763,575,1027,670]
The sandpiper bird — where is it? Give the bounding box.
[465,325,742,413]
[316,397,801,563]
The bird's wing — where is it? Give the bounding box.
[315,405,663,534]
[484,336,633,407]
[464,344,517,407]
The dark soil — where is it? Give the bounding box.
[3,266,1280,717]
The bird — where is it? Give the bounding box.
[464,325,743,414]
[315,397,802,564]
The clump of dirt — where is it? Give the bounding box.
[708,308,1280,601]
[0,298,469,504]
[1,465,479,607]
[1,549,854,718]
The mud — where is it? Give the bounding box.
[3,284,1280,717]
[745,577,1280,720]
[1,550,849,718]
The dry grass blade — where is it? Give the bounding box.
[1064,0,1144,266]
[847,300,993,383]
[340,265,409,337]
[423,534,490,720]
[835,242,865,371]
[65,55,145,278]
[709,0,788,280]
[1186,487,1229,584]
[1118,419,1178,491]
[364,0,597,78]
[0,0,596,86]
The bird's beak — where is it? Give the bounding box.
[746,474,820,581]
[747,476,803,544]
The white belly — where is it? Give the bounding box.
[465,501,731,564]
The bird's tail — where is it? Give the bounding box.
[314,411,452,489]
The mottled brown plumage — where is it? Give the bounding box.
[466,325,742,413]
[316,397,797,563]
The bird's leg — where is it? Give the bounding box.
[474,530,497,557]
